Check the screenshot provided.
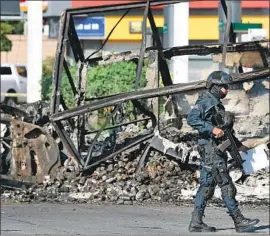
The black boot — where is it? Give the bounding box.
[231,209,260,233]
[188,211,216,232]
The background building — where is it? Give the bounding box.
[1,0,269,81]
[189,1,269,43]
[1,1,20,17]
[68,0,269,44]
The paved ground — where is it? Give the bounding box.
[0,203,269,235]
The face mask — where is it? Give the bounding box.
[210,85,228,99]
[219,90,227,99]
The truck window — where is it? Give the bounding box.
[0,67,12,75]
[16,66,27,78]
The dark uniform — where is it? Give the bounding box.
[187,71,259,233]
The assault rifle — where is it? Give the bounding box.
[212,112,246,173]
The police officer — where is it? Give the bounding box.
[187,71,260,233]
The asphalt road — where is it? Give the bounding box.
[0,203,269,235]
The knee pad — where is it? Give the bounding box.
[221,183,237,199]
[212,163,229,186]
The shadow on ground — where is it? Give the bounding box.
[216,225,270,233]
[247,225,270,233]
[216,227,235,231]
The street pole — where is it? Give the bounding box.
[164,2,189,84]
[231,0,242,42]
[218,1,226,45]
[27,0,43,103]
[218,1,226,71]
[218,1,242,70]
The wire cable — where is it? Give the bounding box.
[85,9,131,62]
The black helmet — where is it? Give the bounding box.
[206,71,233,89]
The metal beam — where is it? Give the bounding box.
[51,121,84,167]
[82,41,269,67]
[83,133,154,171]
[50,11,70,114]
[148,8,173,86]
[68,16,85,63]
[51,68,270,122]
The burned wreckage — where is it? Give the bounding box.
[0,0,269,193]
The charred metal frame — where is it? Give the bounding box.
[49,0,270,171]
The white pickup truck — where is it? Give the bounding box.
[0,64,27,106]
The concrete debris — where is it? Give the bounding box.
[69,192,93,200]
[1,141,268,205]
[1,104,268,206]
[1,102,269,206]
[243,81,254,92]
[262,80,270,89]
[233,114,269,140]
[243,80,270,92]
[1,149,195,204]
[1,105,268,205]
[212,51,266,68]
[215,169,269,201]
[184,168,269,202]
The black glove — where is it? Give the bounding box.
[238,145,249,154]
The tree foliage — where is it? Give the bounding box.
[41,58,147,108]
[86,61,147,97]
[0,22,14,52]
[6,20,24,34]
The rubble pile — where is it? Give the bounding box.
[214,168,269,203]
[2,146,269,205]
[1,111,268,205]
[1,149,197,204]
[234,114,269,141]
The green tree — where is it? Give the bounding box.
[0,22,14,52]
[9,21,24,34]
[41,59,147,108]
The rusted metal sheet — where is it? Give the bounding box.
[5,117,60,183]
